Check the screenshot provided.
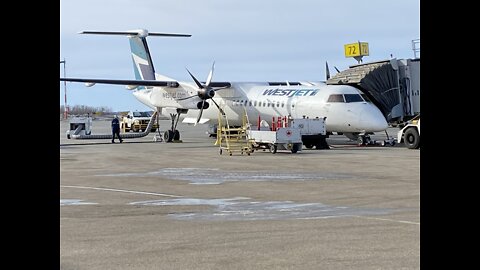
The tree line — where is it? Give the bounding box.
[60,105,113,116]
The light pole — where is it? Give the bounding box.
[60,59,68,119]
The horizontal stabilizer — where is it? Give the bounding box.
[60,77,179,88]
[79,30,191,38]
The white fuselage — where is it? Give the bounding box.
[132,81,388,133]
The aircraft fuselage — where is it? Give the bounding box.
[132,81,388,133]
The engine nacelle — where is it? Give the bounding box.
[198,88,215,100]
[197,101,210,109]
[85,82,96,87]
[126,85,138,90]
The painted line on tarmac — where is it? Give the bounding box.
[60,185,183,198]
[354,216,419,225]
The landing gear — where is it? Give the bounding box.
[164,109,185,142]
[357,135,372,146]
[164,130,174,142]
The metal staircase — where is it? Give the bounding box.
[215,109,253,156]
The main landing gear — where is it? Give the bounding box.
[357,134,372,146]
[163,109,186,142]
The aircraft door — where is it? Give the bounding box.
[287,96,298,118]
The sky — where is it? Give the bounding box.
[60,0,420,112]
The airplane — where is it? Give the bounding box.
[60,29,388,148]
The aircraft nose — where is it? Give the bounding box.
[358,106,388,131]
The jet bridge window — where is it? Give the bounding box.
[327,94,345,103]
[344,94,364,103]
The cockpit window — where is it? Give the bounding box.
[327,94,345,103]
[344,94,364,103]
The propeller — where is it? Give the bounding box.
[186,61,225,124]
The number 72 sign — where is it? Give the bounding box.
[344,42,369,58]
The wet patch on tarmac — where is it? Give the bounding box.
[129,197,394,221]
[60,199,98,206]
[98,168,354,184]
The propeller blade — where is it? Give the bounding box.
[195,100,205,125]
[176,94,198,101]
[325,61,331,80]
[210,98,225,115]
[334,66,340,73]
[186,68,204,89]
[206,61,215,87]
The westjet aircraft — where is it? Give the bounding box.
[60,29,388,148]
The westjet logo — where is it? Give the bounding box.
[262,88,319,97]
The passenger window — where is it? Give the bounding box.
[249,101,252,106]
[277,101,280,107]
[344,94,364,103]
[254,101,257,106]
[327,94,345,103]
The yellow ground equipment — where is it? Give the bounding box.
[215,109,253,156]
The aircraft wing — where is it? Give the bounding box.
[60,77,179,88]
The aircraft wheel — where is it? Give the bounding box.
[357,136,366,145]
[305,144,313,149]
[164,130,174,142]
[173,130,180,140]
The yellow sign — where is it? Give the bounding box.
[344,42,369,57]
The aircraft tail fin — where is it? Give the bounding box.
[80,29,191,81]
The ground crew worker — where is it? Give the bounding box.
[111,115,123,143]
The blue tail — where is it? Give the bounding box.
[128,36,156,81]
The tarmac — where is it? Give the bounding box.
[60,119,419,270]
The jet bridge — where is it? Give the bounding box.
[327,58,420,124]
